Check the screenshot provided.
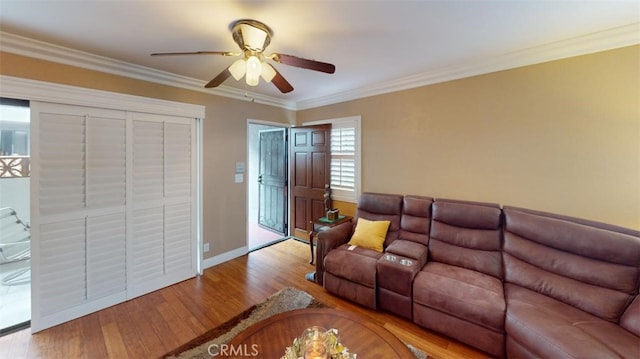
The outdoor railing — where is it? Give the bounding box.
[0,156,30,178]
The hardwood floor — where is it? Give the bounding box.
[0,239,488,359]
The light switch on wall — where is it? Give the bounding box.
[235,173,244,183]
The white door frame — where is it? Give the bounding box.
[246,119,290,249]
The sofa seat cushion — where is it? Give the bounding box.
[413,262,505,332]
[505,284,640,359]
[324,244,382,288]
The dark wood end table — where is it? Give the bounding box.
[308,215,352,264]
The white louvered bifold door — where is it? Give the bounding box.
[30,103,197,332]
[128,112,196,298]
[31,102,128,331]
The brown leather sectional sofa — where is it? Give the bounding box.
[314,192,640,358]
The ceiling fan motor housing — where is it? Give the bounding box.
[231,19,273,53]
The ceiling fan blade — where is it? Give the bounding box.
[205,68,232,88]
[269,53,335,74]
[271,67,294,93]
[151,51,239,57]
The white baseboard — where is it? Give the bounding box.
[201,246,248,271]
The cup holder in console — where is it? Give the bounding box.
[400,259,413,266]
[383,254,414,266]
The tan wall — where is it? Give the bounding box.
[299,46,640,230]
[333,200,357,217]
[0,51,296,258]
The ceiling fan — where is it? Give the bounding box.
[151,19,335,93]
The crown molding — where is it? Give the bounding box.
[2,23,638,112]
[297,22,640,110]
[0,32,297,110]
[0,75,206,118]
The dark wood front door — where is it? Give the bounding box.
[258,128,287,235]
[289,125,331,239]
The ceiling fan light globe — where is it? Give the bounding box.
[229,59,246,80]
[261,63,276,83]
[246,55,262,86]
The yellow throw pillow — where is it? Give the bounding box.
[348,218,391,253]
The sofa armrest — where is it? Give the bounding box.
[315,220,354,285]
[621,295,640,336]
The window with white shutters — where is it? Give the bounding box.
[331,126,355,191]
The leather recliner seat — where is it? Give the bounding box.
[412,199,505,358]
[322,192,403,309]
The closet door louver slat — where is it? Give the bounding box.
[39,113,86,215]
[131,206,165,288]
[39,219,86,316]
[87,213,126,300]
[165,203,192,274]
[163,122,193,275]
[87,117,126,209]
[165,122,192,200]
[133,120,164,204]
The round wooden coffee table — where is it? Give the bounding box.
[224,308,414,358]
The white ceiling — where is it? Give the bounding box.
[0,1,638,109]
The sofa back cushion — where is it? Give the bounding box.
[399,195,433,246]
[503,206,640,322]
[356,192,403,248]
[429,199,503,278]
